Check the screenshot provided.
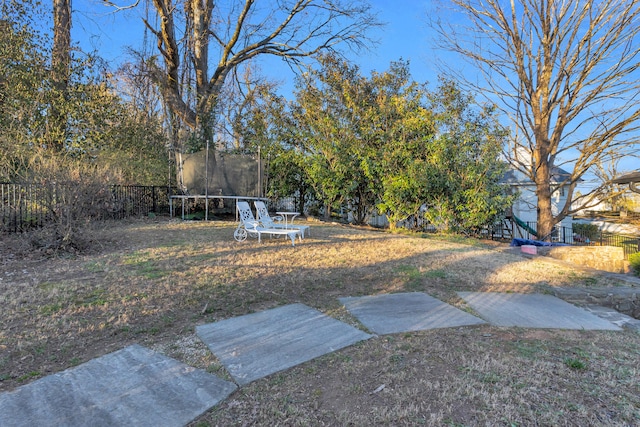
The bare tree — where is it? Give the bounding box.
[216,65,279,151]
[136,0,380,147]
[435,0,640,239]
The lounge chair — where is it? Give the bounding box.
[254,200,310,238]
[234,201,302,246]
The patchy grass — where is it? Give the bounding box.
[0,217,638,426]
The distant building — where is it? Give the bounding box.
[611,170,640,213]
[501,166,574,232]
[572,170,640,215]
[611,170,640,192]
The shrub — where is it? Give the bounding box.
[573,223,599,241]
[23,156,123,255]
[629,252,640,276]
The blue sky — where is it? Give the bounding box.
[72,1,440,91]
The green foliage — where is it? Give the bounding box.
[292,56,385,222]
[564,357,588,370]
[293,56,435,223]
[224,85,315,214]
[87,88,169,185]
[0,12,49,178]
[572,223,599,241]
[229,56,511,231]
[0,3,169,184]
[629,252,640,276]
[378,77,513,232]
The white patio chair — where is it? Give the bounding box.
[254,200,310,238]
[234,201,302,246]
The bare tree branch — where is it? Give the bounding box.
[102,0,142,11]
[143,0,380,140]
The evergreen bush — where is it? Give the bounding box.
[629,252,640,276]
[573,223,599,242]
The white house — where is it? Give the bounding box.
[501,166,574,236]
[611,170,640,213]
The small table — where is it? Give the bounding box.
[276,211,300,229]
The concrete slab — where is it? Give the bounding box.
[583,305,640,332]
[339,292,486,335]
[196,303,372,385]
[458,292,622,330]
[0,344,237,427]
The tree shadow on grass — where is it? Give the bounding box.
[0,220,614,393]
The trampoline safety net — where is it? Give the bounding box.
[179,150,263,197]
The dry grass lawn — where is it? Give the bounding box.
[1,217,638,426]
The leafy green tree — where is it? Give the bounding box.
[379,79,512,233]
[0,6,49,180]
[294,56,409,223]
[0,2,169,184]
[424,80,512,233]
[232,56,511,231]
[87,84,169,185]
[233,86,314,214]
[376,108,437,228]
[264,105,315,214]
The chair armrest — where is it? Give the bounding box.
[245,220,261,230]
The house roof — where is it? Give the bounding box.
[500,166,573,185]
[610,170,640,185]
[611,170,640,194]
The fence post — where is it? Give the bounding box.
[152,186,157,213]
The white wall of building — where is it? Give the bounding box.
[507,168,574,235]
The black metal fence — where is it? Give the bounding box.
[4,183,639,259]
[1,183,174,233]
[109,185,174,218]
[487,219,640,259]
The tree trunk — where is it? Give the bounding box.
[297,184,306,215]
[190,0,215,148]
[50,0,71,151]
[52,0,71,72]
[324,204,331,220]
[534,156,555,241]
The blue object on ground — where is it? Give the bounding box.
[510,238,569,247]
[510,238,553,247]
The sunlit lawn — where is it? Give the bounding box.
[1,218,638,426]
